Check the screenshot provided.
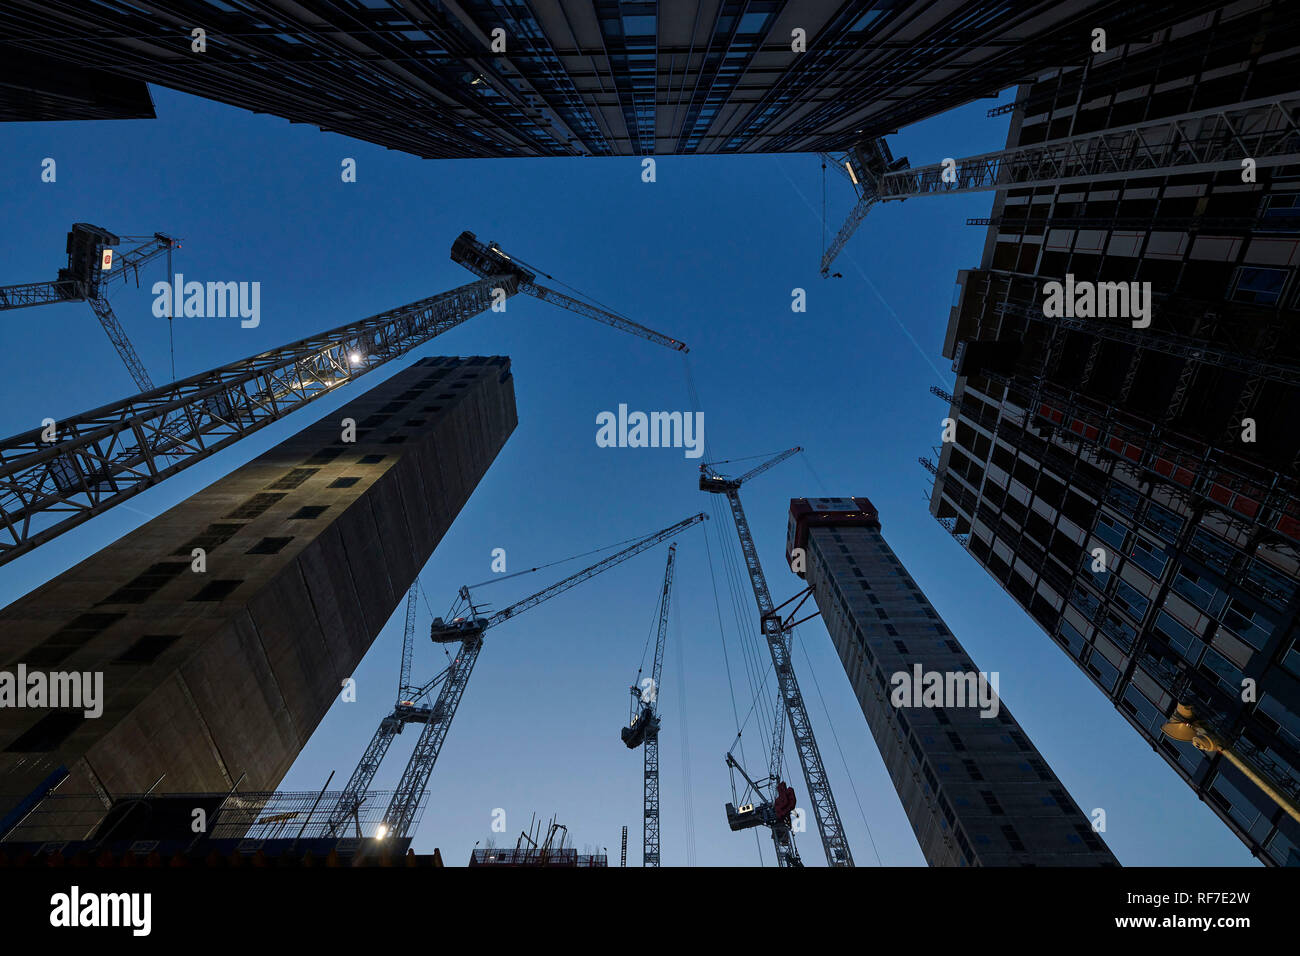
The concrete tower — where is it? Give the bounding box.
[0,355,516,833]
[788,497,1118,865]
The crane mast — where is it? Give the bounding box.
[342,512,706,842]
[821,92,1300,274]
[396,583,419,700]
[701,448,854,867]
[621,543,677,866]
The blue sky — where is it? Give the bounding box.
[0,84,1256,866]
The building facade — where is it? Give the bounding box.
[927,0,1300,865]
[788,497,1118,866]
[2,1,1221,158]
[0,355,516,834]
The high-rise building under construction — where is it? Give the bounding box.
[926,1,1300,865]
[1,1,1222,158]
[788,497,1118,866]
[0,356,516,834]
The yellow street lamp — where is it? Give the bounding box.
[1161,703,1300,824]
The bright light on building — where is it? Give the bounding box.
[375,824,388,840]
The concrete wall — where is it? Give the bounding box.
[0,356,516,828]
[792,505,1118,866]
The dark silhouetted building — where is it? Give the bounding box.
[927,1,1300,865]
[2,1,1220,157]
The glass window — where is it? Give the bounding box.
[1263,193,1300,217]
[1230,266,1287,306]
[1256,695,1300,750]
[1086,649,1120,691]
[1057,619,1087,656]
[1070,584,1101,620]
[621,15,656,34]
[1200,647,1244,694]
[1114,579,1150,622]
[852,10,883,31]
[1190,528,1234,571]
[1095,512,1128,549]
[1245,557,1296,604]
[1209,771,1265,831]
[1172,566,1226,615]
[1265,828,1299,866]
[1129,537,1168,578]
[1106,484,1140,517]
[1142,503,1182,542]
[1101,613,1136,649]
[1220,598,1272,650]
[1123,684,1161,733]
[1282,635,1300,681]
[1154,611,1199,657]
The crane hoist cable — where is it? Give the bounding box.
[716,495,781,764]
[821,155,828,261]
[793,626,885,867]
[801,452,831,496]
[681,354,713,462]
[702,506,744,738]
[701,500,766,870]
[503,250,624,317]
[628,571,663,708]
[671,597,698,867]
[706,492,780,774]
[705,450,794,467]
[462,529,668,592]
[711,495,771,734]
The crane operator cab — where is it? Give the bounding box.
[429,615,489,644]
[621,702,660,749]
[726,780,797,833]
[725,799,774,832]
[843,136,910,198]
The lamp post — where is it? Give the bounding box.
[1160,703,1300,824]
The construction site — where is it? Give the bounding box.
[0,0,1297,891]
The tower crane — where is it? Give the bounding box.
[0,223,178,390]
[620,542,678,866]
[326,512,707,842]
[0,230,687,569]
[821,92,1300,274]
[700,447,853,867]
